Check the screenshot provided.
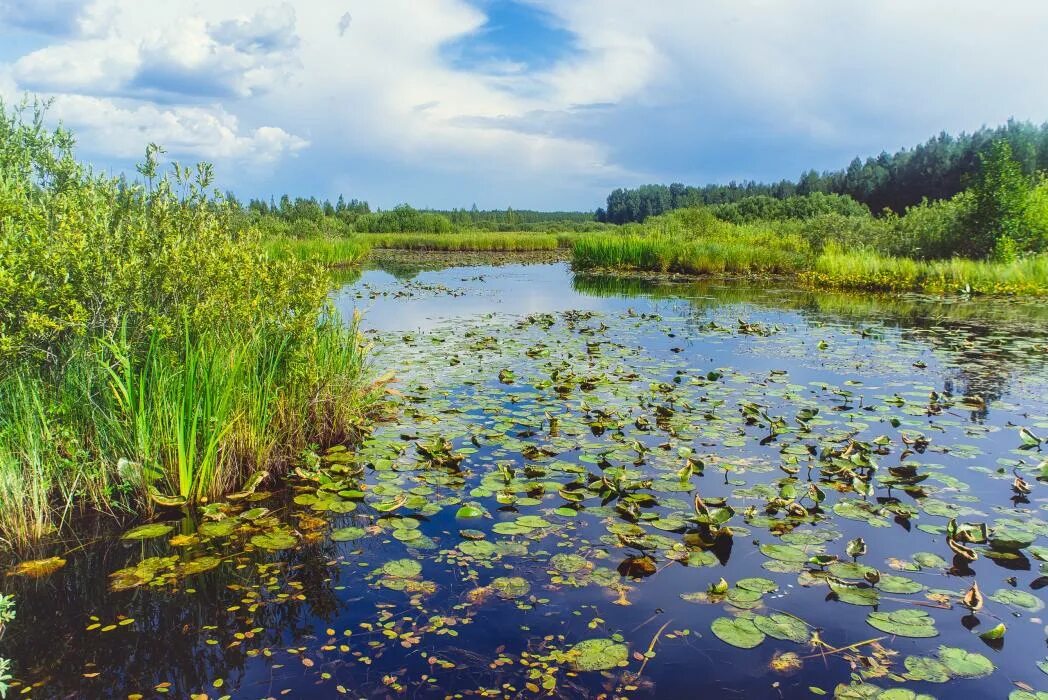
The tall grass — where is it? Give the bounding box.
[364,232,559,251]
[805,247,1048,295]
[265,237,371,267]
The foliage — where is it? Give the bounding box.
[353,205,455,234]
[363,232,559,251]
[600,118,1048,222]
[0,102,379,547]
[265,237,371,266]
[970,140,1033,258]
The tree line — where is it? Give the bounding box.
[598,119,1048,224]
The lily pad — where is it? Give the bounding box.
[569,638,628,672]
[866,609,938,638]
[710,616,766,649]
[121,523,174,541]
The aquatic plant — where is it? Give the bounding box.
[363,231,559,251]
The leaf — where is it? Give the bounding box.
[6,556,66,578]
[1020,427,1043,447]
[829,581,880,606]
[752,613,808,643]
[198,520,237,537]
[711,616,766,649]
[330,526,366,542]
[121,523,174,540]
[990,588,1044,611]
[146,484,188,508]
[759,543,810,563]
[736,577,778,594]
[569,638,628,672]
[903,655,951,683]
[979,623,1006,641]
[866,609,938,638]
[491,576,530,599]
[875,574,924,594]
[250,529,296,550]
[937,646,994,679]
[912,552,947,569]
[382,559,422,578]
[455,504,485,518]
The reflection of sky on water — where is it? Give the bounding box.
[333,262,630,333]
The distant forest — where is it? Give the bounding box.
[598,119,1048,224]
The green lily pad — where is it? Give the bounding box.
[711,616,766,649]
[121,523,174,541]
[331,526,366,542]
[866,609,938,638]
[382,559,422,578]
[903,655,951,683]
[569,638,629,672]
[752,613,808,643]
[250,529,296,550]
[937,645,994,679]
[491,576,530,599]
[990,588,1044,611]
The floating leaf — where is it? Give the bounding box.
[569,638,628,672]
[121,523,174,541]
[382,559,422,578]
[711,616,765,649]
[250,529,296,550]
[331,526,366,542]
[7,556,66,578]
[937,646,994,679]
[866,609,938,638]
[753,613,808,643]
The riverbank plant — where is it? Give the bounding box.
[364,231,560,251]
[265,236,371,266]
[0,103,380,548]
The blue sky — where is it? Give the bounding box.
[3,0,1048,211]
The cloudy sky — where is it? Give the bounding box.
[2,1,1048,210]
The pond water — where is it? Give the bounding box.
[5,255,1048,699]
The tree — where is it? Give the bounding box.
[969,140,1031,258]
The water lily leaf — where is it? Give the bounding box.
[875,575,925,594]
[737,577,778,594]
[122,523,174,540]
[912,552,947,569]
[711,616,765,649]
[382,559,422,578]
[7,556,66,578]
[491,576,530,599]
[759,544,810,562]
[937,646,994,678]
[331,526,366,542]
[866,609,938,638]
[569,638,628,672]
[829,581,880,606]
[198,520,237,538]
[753,613,808,643]
[550,553,589,574]
[181,556,221,575]
[903,655,951,683]
[455,504,485,518]
[990,588,1044,611]
[250,529,296,550]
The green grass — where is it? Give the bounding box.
[572,227,810,276]
[265,237,371,267]
[0,314,380,547]
[364,232,560,251]
[805,247,1048,295]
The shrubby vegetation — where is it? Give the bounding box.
[600,119,1048,222]
[575,140,1048,294]
[0,104,380,547]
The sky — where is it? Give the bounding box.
[2,0,1048,211]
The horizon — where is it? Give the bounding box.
[3,0,1048,211]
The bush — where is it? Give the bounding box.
[353,205,455,233]
[0,103,379,547]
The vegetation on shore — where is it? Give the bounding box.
[362,232,561,252]
[0,105,381,548]
[575,140,1048,294]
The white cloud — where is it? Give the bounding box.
[4,0,1048,206]
[47,95,307,163]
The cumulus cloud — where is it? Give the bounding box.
[47,95,308,163]
[4,0,1048,207]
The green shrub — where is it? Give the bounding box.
[354,205,455,233]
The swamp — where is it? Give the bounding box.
[3,253,1048,699]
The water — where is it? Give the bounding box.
[4,256,1048,699]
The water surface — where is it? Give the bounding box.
[5,258,1048,699]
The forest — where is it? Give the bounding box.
[599,120,1048,223]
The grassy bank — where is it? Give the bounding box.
[0,106,381,548]
[805,247,1048,295]
[571,208,1048,295]
[265,236,371,267]
[363,231,561,251]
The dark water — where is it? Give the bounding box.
[4,258,1048,699]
